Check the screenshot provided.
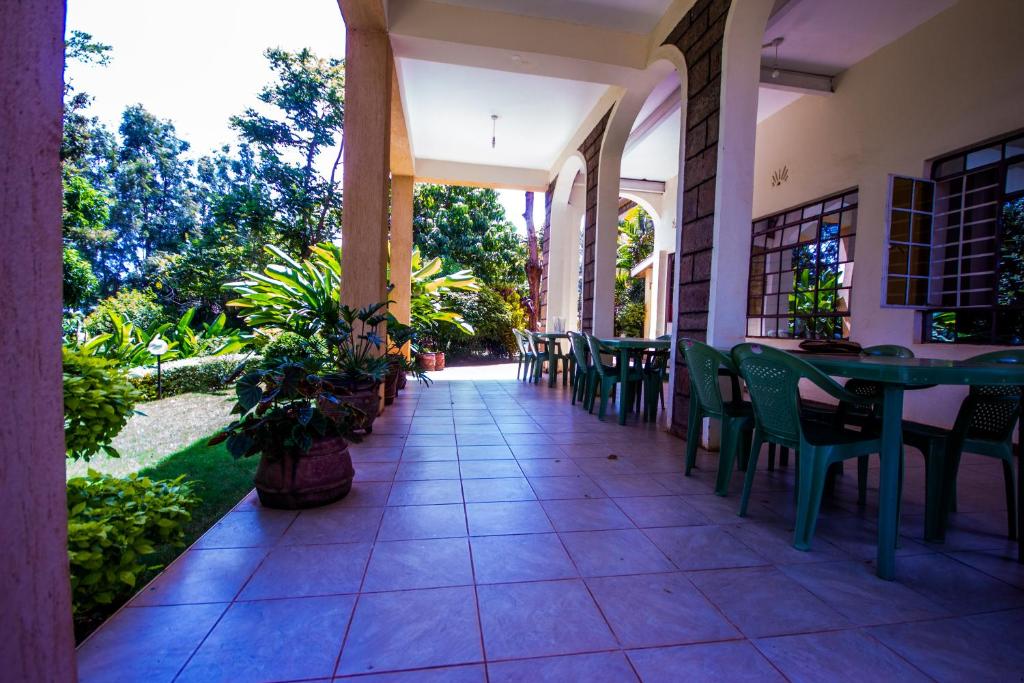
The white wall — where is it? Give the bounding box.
[750,0,1024,427]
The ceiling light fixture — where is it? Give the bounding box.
[762,37,784,79]
[491,114,498,149]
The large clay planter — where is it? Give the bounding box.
[384,365,400,405]
[419,352,437,371]
[435,352,446,371]
[397,371,408,391]
[319,385,381,433]
[255,436,354,509]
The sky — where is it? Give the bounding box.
[65,0,541,234]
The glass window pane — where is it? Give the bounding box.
[892,177,913,208]
[934,156,964,178]
[889,211,910,242]
[911,214,932,243]
[888,244,909,275]
[840,209,857,235]
[1006,136,1024,160]
[823,197,842,212]
[835,288,851,313]
[782,226,799,246]
[1005,161,1024,194]
[799,220,818,243]
[910,246,930,276]
[843,192,858,207]
[913,181,934,211]
[802,203,822,219]
[785,210,803,225]
[966,145,1002,170]
[747,318,762,336]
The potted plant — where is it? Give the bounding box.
[326,302,393,432]
[209,362,361,509]
[382,316,427,404]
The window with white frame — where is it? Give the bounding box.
[747,189,858,340]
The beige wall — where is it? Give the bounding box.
[750,0,1024,427]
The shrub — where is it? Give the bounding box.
[63,245,99,310]
[83,288,168,336]
[615,301,646,338]
[128,353,257,401]
[67,470,197,618]
[260,331,328,368]
[436,286,518,358]
[63,348,141,460]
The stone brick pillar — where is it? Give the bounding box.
[539,180,554,330]
[0,0,79,679]
[664,0,731,434]
[578,110,612,334]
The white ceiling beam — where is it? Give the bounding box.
[759,66,833,94]
[414,159,550,192]
[387,0,648,85]
[624,86,681,155]
[621,178,666,193]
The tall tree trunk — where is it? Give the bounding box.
[524,191,543,331]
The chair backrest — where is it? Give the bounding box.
[512,329,529,355]
[583,333,612,376]
[956,350,1024,442]
[732,343,859,446]
[524,331,541,356]
[567,331,590,369]
[679,338,735,417]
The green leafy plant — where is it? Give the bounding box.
[225,242,342,339]
[63,348,141,460]
[83,289,167,337]
[209,362,361,459]
[127,353,257,401]
[410,247,479,350]
[330,302,393,391]
[67,470,197,617]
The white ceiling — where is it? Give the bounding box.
[763,0,957,75]
[621,108,680,182]
[398,58,608,170]
[432,0,675,34]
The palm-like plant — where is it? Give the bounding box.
[410,247,479,339]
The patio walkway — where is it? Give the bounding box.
[78,365,1024,682]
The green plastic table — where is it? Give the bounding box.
[598,337,672,425]
[535,332,569,387]
[796,353,1024,579]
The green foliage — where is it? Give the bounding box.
[63,348,141,460]
[617,207,655,271]
[410,247,480,348]
[413,184,526,287]
[63,245,99,310]
[128,353,256,402]
[226,242,342,338]
[435,287,520,358]
[67,470,196,618]
[260,331,323,367]
[84,288,167,336]
[615,301,647,338]
[231,48,346,253]
[210,362,360,459]
[997,198,1024,307]
[331,302,393,390]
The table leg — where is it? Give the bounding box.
[876,384,905,580]
[547,343,557,388]
[618,348,630,425]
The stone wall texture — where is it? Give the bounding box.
[578,109,612,333]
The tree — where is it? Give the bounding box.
[231,48,345,254]
[63,246,99,311]
[413,184,526,287]
[523,192,543,330]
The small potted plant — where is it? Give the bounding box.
[210,362,361,509]
[326,302,393,432]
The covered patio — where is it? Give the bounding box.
[4,0,1024,680]
[76,369,1024,681]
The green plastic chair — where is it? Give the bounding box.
[511,328,529,381]
[512,329,536,382]
[680,339,754,496]
[641,347,670,422]
[903,350,1023,542]
[584,333,642,420]
[732,343,879,551]
[567,331,594,408]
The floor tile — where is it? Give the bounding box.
[192,510,295,549]
[477,579,616,659]
[239,543,372,600]
[509,444,566,459]
[379,504,467,540]
[341,482,394,507]
[338,586,482,675]
[627,641,785,683]
[778,560,950,626]
[458,444,514,459]
[177,595,354,683]
[487,652,637,682]
[559,529,675,577]
[527,475,606,500]
[690,566,851,638]
[593,474,672,497]
[405,434,457,447]
[362,538,473,592]
[387,479,463,506]
[281,506,384,545]
[613,496,710,528]
[77,603,226,683]
[470,533,578,583]
[402,445,459,461]
[644,525,767,571]
[459,460,523,479]
[946,548,1024,589]
[353,462,398,482]
[891,553,1024,614]
[462,477,536,503]
[131,548,268,606]
[335,665,486,682]
[587,572,738,647]
[754,629,931,683]
[465,501,553,536]
[541,498,635,532]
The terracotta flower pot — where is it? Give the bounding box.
[419,352,437,371]
[384,365,400,405]
[435,352,446,371]
[255,436,355,509]
[318,384,381,433]
[397,371,408,391]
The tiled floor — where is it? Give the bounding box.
[78,365,1024,682]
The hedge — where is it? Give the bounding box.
[128,353,259,401]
